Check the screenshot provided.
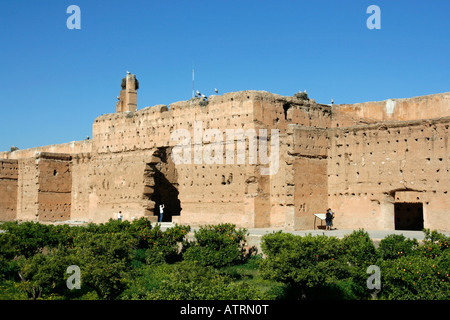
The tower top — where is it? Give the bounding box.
[116,73,138,113]
[121,73,139,91]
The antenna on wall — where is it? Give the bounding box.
[192,66,195,99]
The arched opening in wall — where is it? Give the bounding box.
[394,202,424,231]
[283,103,292,121]
[143,147,181,222]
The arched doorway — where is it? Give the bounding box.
[143,147,181,222]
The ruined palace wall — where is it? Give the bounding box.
[0,160,18,221]
[91,92,257,226]
[85,151,150,223]
[70,153,91,221]
[37,153,72,221]
[285,125,329,230]
[251,95,331,229]
[0,140,92,160]
[332,92,450,127]
[327,117,449,231]
[89,91,332,227]
[16,157,39,221]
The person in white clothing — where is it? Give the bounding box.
[159,204,165,222]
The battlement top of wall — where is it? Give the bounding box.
[329,114,450,132]
[336,91,450,106]
[96,90,329,123]
[332,92,450,122]
[0,140,92,160]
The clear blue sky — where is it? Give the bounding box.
[0,0,449,151]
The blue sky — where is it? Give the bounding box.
[0,0,449,151]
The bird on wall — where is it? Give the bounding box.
[215,88,218,94]
[126,70,130,74]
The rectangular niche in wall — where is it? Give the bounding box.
[394,202,424,231]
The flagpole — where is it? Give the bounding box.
[192,67,195,98]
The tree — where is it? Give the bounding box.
[145,261,263,300]
[379,254,450,300]
[184,223,248,268]
[71,232,137,300]
[16,248,71,300]
[259,232,353,299]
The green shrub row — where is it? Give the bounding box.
[1,220,449,300]
[260,229,450,300]
[0,220,250,300]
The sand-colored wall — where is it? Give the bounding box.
[328,117,449,231]
[332,92,450,127]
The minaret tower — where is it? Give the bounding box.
[116,72,139,113]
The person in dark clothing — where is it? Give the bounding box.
[326,208,334,230]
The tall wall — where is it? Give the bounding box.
[16,157,39,221]
[251,93,331,230]
[287,126,329,230]
[0,160,18,221]
[91,92,258,226]
[70,153,91,221]
[1,81,448,232]
[37,153,72,221]
[90,91,331,228]
[9,153,73,222]
[327,117,450,231]
[332,92,450,127]
[0,140,92,160]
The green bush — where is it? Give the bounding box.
[144,224,191,265]
[376,229,450,300]
[421,229,450,259]
[259,231,359,299]
[0,233,20,280]
[144,261,264,300]
[0,222,59,258]
[183,223,248,268]
[379,253,450,300]
[341,229,378,266]
[16,249,71,300]
[377,234,419,260]
[3,220,449,300]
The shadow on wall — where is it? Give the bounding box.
[144,147,181,222]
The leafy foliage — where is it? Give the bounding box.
[378,234,419,260]
[1,220,449,300]
[259,231,361,299]
[259,229,450,300]
[379,254,450,299]
[137,261,263,300]
[144,224,191,264]
[183,223,248,268]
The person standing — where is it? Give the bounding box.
[117,211,123,221]
[159,204,165,222]
[325,208,334,231]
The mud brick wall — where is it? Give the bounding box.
[0,159,19,220]
[327,118,450,231]
[16,157,39,221]
[70,153,91,221]
[283,126,329,230]
[37,153,72,221]
[1,83,447,231]
[331,92,450,127]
